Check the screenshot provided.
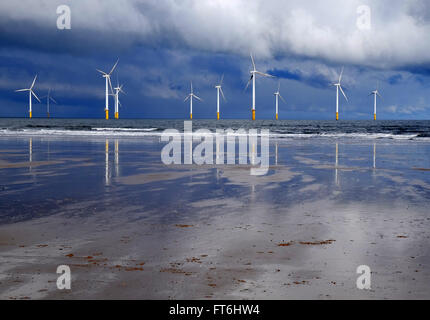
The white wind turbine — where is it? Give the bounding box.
[245,53,274,120]
[15,75,40,119]
[97,58,119,120]
[111,79,125,119]
[184,81,202,120]
[215,74,226,120]
[333,66,348,121]
[41,88,57,118]
[273,81,286,120]
[370,81,382,120]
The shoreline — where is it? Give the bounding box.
[1,134,430,299]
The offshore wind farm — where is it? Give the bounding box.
[1,1,430,303]
[11,55,387,121]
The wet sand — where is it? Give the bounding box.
[1,135,430,299]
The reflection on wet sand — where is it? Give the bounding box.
[105,139,111,186]
[29,138,32,170]
[250,141,256,165]
[373,142,376,170]
[335,142,339,186]
[216,136,223,165]
[115,139,119,177]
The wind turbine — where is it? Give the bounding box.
[273,81,286,120]
[15,75,40,119]
[333,67,348,121]
[41,88,57,118]
[245,53,275,120]
[215,74,226,120]
[97,58,119,120]
[112,80,125,119]
[370,81,382,120]
[184,81,202,120]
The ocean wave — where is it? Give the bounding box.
[92,127,159,132]
[1,128,429,141]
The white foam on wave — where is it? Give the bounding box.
[269,132,419,140]
[93,127,158,132]
[1,128,428,141]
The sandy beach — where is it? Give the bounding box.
[1,133,430,299]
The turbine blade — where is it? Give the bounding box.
[15,89,29,92]
[250,53,256,71]
[220,74,224,86]
[30,75,37,90]
[50,97,58,104]
[377,92,382,99]
[109,58,119,75]
[31,90,41,102]
[184,95,190,102]
[108,77,114,95]
[244,75,253,92]
[339,85,348,102]
[191,81,193,93]
[339,66,344,83]
[193,94,202,101]
[278,80,280,92]
[255,71,274,78]
[96,69,107,75]
[220,87,226,101]
[279,94,286,104]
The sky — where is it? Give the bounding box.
[1,0,430,120]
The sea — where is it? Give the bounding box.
[0,118,429,140]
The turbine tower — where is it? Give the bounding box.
[333,67,348,121]
[245,53,274,120]
[273,81,286,120]
[184,81,202,120]
[215,74,226,120]
[370,81,382,120]
[97,58,118,120]
[41,88,57,118]
[112,81,125,119]
[15,75,40,119]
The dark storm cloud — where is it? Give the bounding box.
[267,68,330,89]
[1,1,430,119]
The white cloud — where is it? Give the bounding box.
[384,104,428,114]
[1,1,430,68]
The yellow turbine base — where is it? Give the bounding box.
[276,113,278,120]
[105,109,109,120]
[217,112,219,120]
[252,109,255,121]
[374,114,376,121]
[29,111,32,119]
[47,112,50,118]
[190,113,193,120]
[336,112,339,121]
[115,112,118,119]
